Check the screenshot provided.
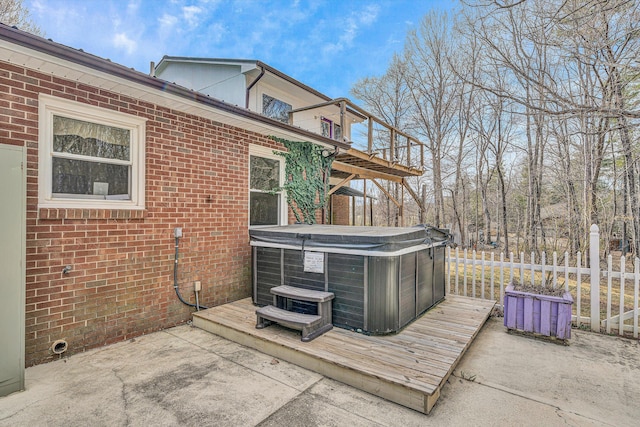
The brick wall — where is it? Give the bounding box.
[1,60,285,366]
[331,195,351,225]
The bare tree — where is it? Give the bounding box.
[549,0,640,256]
[0,0,42,36]
[401,11,464,228]
[465,0,640,255]
[472,82,516,252]
[447,25,481,247]
[351,0,640,258]
[351,55,413,226]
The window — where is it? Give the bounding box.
[321,118,332,138]
[334,123,342,141]
[320,117,342,141]
[249,145,286,226]
[38,95,146,210]
[262,94,292,123]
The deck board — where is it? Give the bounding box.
[192,295,494,414]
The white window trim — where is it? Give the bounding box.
[38,94,146,210]
[249,144,287,227]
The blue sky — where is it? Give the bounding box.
[27,0,456,100]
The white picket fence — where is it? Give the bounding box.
[446,225,640,338]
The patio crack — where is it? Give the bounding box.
[256,385,388,427]
[0,398,48,423]
[112,368,133,427]
[452,373,617,427]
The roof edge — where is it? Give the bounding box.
[0,24,351,151]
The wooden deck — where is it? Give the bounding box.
[192,295,495,414]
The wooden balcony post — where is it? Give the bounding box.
[351,196,355,226]
[420,184,426,224]
[339,100,346,141]
[401,185,404,226]
[368,118,373,153]
[363,179,367,226]
[391,129,396,161]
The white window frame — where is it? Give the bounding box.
[38,94,146,210]
[248,144,287,227]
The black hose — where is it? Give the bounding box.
[174,237,209,309]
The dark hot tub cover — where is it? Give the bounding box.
[249,224,449,254]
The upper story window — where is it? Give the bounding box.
[321,117,342,141]
[262,94,292,123]
[321,118,332,138]
[249,145,287,226]
[38,95,146,210]
[334,123,342,141]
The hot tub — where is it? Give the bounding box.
[249,224,449,335]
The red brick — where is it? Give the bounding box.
[3,58,268,368]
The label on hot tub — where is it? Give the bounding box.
[304,251,325,273]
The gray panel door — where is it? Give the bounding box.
[0,145,25,396]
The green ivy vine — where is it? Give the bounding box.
[270,136,334,224]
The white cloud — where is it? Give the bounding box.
[340,19,358,45]
[159,13,179,31]
[113,33,137,55]
[183,6,202,26]
[30,0,46,15]
[127,0,141,14]
[359,4,380,26]
[320,4,381,57]
[204,21,226,44]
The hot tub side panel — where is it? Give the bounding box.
[433,246,446,303]
[283,249,325,314]
[399,254,417,329]
[327,253,365,331]
[367,256,400,334]
[253,246,367,328]
[253,247,282,306]
[417,248,435,313]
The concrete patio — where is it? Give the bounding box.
[1,315,638,426]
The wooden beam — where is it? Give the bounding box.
[340,148,422,177]
[290,98,342,113]
[363,179,367,226]
[367,118,373,153]
[371,179,401,207]
[390,128,396,161]
[332,161,403,183]
[339,100,346,141]
[403,178,424,209]
[401,184,405,227]
[351,195,355,225]
[328,174,357,196]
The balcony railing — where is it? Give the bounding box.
[289,98,425,173]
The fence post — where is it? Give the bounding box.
[590,224,600,332]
